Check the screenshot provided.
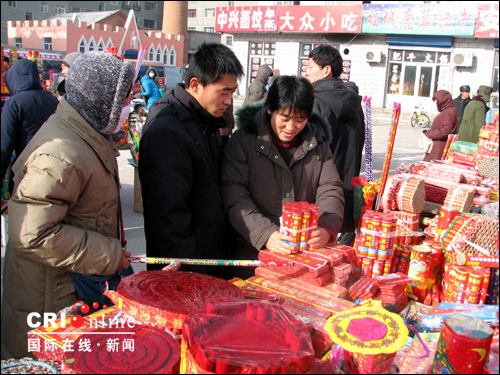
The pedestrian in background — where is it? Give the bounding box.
[423,90,458,162]
[146,67,161,88]
[458,85,493,143]
[305,44,364,234]
[139,73,161,111]
[453,85,471,131]
[243,64,273,105]
[139,43,243,279]
[221,75,344,280]
[1,58,59,195]
[1,52,135,359]
[56,52,82,98]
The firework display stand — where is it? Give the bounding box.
[3,96,500,374]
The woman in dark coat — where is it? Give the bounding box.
[243,64,273,105]
[221,76,344,280]
[423,90,458,162]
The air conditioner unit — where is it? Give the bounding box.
[453,50,474,67]
[366,50,382,63]
[130,36,138,50]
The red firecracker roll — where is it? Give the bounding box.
[108,271,243,329]
[62,325,180,374]
[182,300,315,374]
[259,249,330,277]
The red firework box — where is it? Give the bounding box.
[299,204,312,251]
[372,259,385,277]
[389,211,421,246]
[422,239,444,290]
[431,314,494,374]
[257,267,348,299]
[301,248,343,267]
[393,245,412,274]
[443,186,474,213]
[325,244,355,263]
[362,257,375,278]
[436,206,461,236]
[104,271,243,331]
[332,262,352,278]
[290,207,303,251]
[246,276,354,314]
[378,213,397,260]
[180,300,315,374]
[368,214,382,258]
[258,250,330,277]
[406,245,432,303]
[257,265,332,286]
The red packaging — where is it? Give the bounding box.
[431,314,494,374]
[383,259,392,275]
[332,263,352,278]
[325,244,355,263]
[290,208,303,251]
[369,214,382,257]
[299,205,312,251]
[362,257,374,279]
[466,269,484,294]
[281,203,293,238]
[373,259,385,277]
[449,266,469,289]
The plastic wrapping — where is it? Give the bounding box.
[450,141,478,155]
[181,299,315,374]
[62,325,180,374]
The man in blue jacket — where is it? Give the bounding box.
[1,59,59,194]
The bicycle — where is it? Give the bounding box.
[410,103,431,128]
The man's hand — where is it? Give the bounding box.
[308,227,331,249]
[118,250,131,273]
[265,231,295,255]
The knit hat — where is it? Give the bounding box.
[65,52,135,136]
[477,85,493,103]
[459,85,470,92]
[62,52,83,68]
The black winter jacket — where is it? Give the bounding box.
[452,95,471,130]
[311,77,364,232]
[139,84,229,278]
[1,59,59,190]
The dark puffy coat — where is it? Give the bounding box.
[221,103,344,278]
[1,59,59,190]
[139,84,228,278]
[453,94,471,129]
[243,65,273,105]
[311,77,364,233]
[424,90,458,162]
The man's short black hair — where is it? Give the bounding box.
[3,56,10,64]
[266,75,314,118]
[183,43,244,86]
[308,44,343,78]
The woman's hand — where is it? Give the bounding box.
[118,250,131,273]
[265,231,295,255]
[308,227,332,249]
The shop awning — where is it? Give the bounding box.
[386,35,452,48]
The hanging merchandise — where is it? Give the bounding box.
[362,96,373,182]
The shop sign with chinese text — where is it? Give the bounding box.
[362,4,476,36]
[475,4,499,38]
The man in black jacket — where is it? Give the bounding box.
[139,43,243,278]
[305,45,364,233]
[453,85,471,132]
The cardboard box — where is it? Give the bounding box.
[132,164,143,214]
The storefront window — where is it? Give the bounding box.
[387,63,402,94]
[387,48,451,100]
[248,42,276,87]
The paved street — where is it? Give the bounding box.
[1,95,429,296]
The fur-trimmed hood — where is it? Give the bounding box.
[235,101,332,144]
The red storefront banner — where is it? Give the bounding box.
[216,6,279,32]
[277,5,362,33]
[475,4,499,38]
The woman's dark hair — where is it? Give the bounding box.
[308,44,343,78]
[266,75,314,118]
[183,42,244,86]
